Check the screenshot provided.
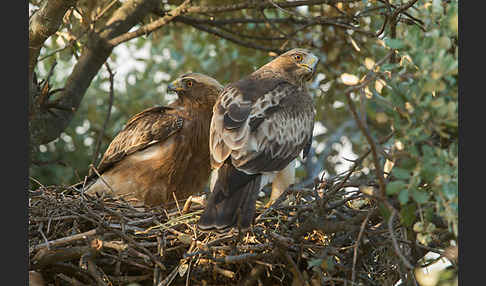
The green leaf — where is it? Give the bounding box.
[442,182,457,200]
[393,168,411,180]
[400,157,417,170]
[387,180,407,195]
[398,189,409,205]
[385,38,406,50]
[411,189,429,204]
[400,203,416,227]
[420,165,437,182]
[378,202,391,221]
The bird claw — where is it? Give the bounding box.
[181,194,207,213]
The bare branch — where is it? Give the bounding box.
[108,0,192,46]
[186,0,362,14]
[178,17,280,52]
[91,63,115,167]
[343,51,393,197]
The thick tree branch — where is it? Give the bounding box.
[186,0,362,14]
[29,0,77,81]
[29,0,77,115]
[29,0,160,146]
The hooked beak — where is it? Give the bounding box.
[167,80,184,93]
[299,54,319,75]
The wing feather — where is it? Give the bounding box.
[209,81,315,174]
[96,106,183,174]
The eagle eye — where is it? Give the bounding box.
[186,80,193,88]
[293,54,303,62]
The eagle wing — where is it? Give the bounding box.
[210,79,315,175]
[96,106,184,174]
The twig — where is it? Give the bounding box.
[89,164,116,194]
[34,228,98,251]
[281,250,307,286]
[213,265,235,279]
[157,264,179,286]
[388,208,414,270]
[343,51,393,197]
[352,209,374,283]
[93,0,118,22]
[177,18,280,53]
[56,273,89,286]
[108,0,192,46]
[91,62,115,167]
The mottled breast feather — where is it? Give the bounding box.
[96,106,184,174]
[209,78,315,174]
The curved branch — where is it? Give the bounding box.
[177,17,280,53]
[186,0,362,14]
[29,0,77,80]
[29,0,160,145]
[108,0,191,46]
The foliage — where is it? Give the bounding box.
[28,0,458,285]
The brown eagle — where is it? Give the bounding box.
[85,73,223,207]
[198,48,319,231]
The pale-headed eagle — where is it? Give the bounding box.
[85,73,223,207]
[198,48,319,231]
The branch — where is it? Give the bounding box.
[91,63,115,167]
[108,0,192,46]
[29,0,160,145]
[343,51,393,197]
[388,208,414,270]
[33,229,98,252]
[177,18,280,52]
[186,0,362,14]
[29,0,77,80]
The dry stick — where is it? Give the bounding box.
[38,222,50,250]
[93,0,118,22]
[213,265,236,279]
[241,264,266,286]
[34,228,98,251]
[86,256,109,286]
[328,131,395,201]
[281,250,307,286]
[343,51,393,197]
[57,273,89,286]
[157,264,179,286]
[33,244,99,269]
[83,204,168,271]
[351,209,374,283]
[91,62,115,167]
[388,208,414,270]
[89,164,116,194]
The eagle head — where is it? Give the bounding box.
[167,73,223,106]
[264,48,320,86]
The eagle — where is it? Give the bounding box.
[84,73,223,207]
[198,48,319,231]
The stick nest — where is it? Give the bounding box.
[29,179,405,286]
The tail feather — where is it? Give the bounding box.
[198,160,261,231]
